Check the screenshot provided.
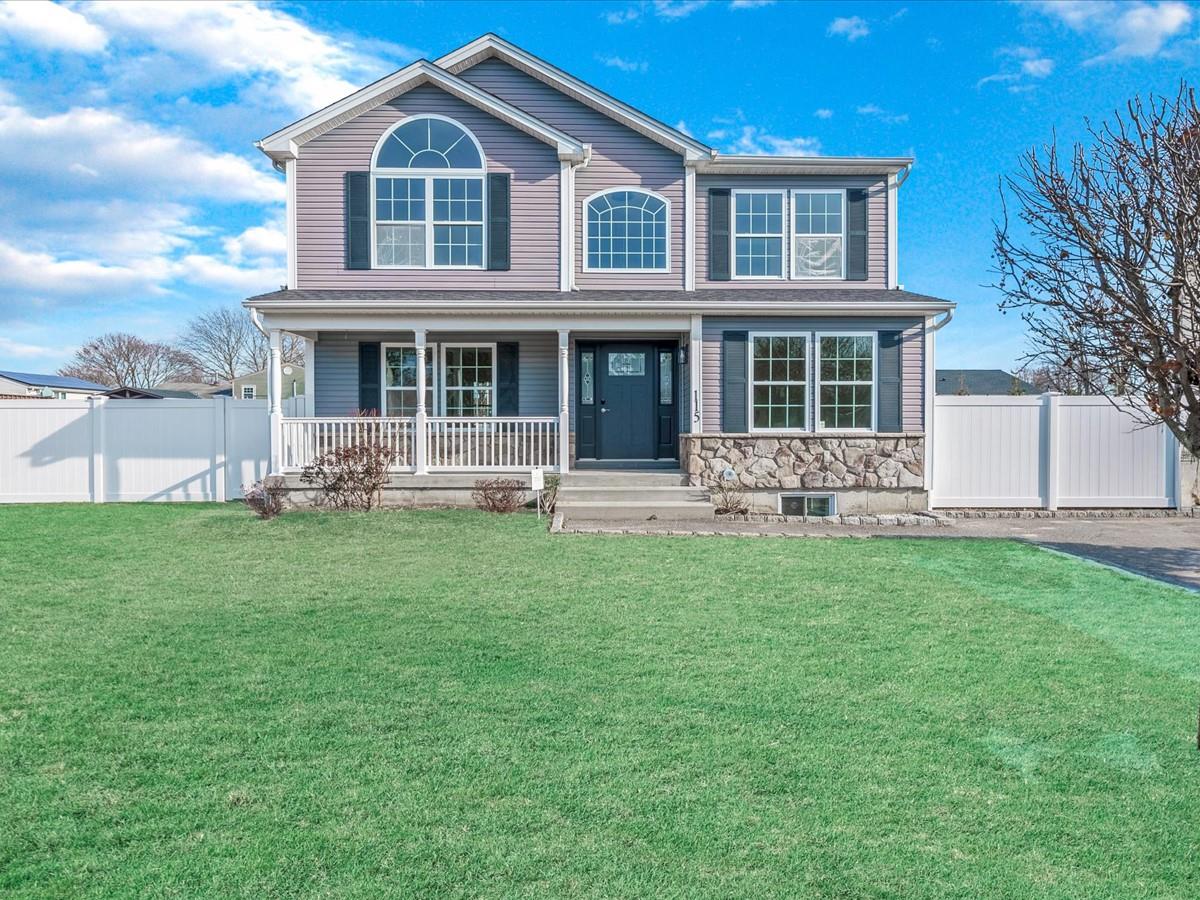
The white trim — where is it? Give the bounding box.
[435,35,712,159]
[887,172,899,289]
[559,160,571,291]
[371,170,486,271]
[789,188,847,281]
[747,332,812,434]
[439,342,497,416]
[923,316,935,491]
[814,331,878,433]
[684,165,696,291]
[241,385,257,400]
[581,187,672,274]
[258,60,585,160]
[381,341,439,415]
[285,158,297,289]
[730,189,787,280]
[695,156,911,176]
[688,314,703,431]
[777,492,837,516]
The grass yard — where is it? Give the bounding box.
[1,505,1199,899]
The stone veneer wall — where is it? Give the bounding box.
[682,434,925,490]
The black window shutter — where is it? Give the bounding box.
[721,330,748,432]
[846,188,868,281]
[487,173,511,271]
[877,330,903,432]
[358,342,381,415]
[345,172,371,270]
[496,342,519,415]
[708,188,731,281]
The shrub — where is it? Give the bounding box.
[539,473,561,513]
[300,442,394,511]
[242,477,287,519]
[472,478,526,513]
[710,478,750,515]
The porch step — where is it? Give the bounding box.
[557,472,714,522]
[558,486,710,503]
[561,470,690,487]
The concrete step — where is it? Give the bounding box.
[559,486,709,503]
[558,500,716,522]
[561,470,689,487]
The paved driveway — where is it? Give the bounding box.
[950,516,1200,591]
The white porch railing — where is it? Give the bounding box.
[280,417,416,472]
[279,416,560,473]
[426,417,560,471]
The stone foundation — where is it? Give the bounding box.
[682,433,925,490]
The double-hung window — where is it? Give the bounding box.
[750,335,808,430]
[791,190,845,279]
[382,344,435,417]
[442,344,496,417]
[372,116,485,269]
[817,334,875,431]
[733,191,784,278]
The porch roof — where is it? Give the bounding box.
[244,288,956,316]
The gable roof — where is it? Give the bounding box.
[436,34,713,160]
[0,370,109,391]
[257,59,586,162]
[936,369,1038,396]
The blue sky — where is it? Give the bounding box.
[0,0,1194,373]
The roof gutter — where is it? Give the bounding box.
[927,308,954,332]
[244,299,955,316]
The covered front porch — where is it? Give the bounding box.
[258,312,704,477]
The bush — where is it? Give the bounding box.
[472,478,526,513]
[242,477,286,519]
[710,478,750,515]
[300,442,394,511]
[539,474,561,513]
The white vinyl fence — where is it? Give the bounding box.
[0,398,269,503]
[932,394,1181,509]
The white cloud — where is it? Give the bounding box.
[0,335,63,359]
[724,125,821,156]
[653,1,710,19]
[0,0,108,53]
[0,98,281,203]
[598,55,649,73]
[1021,56,1055,76]
[730,1,775,8]
[814,108,834,119]
[82,0,418,114]
[172,252,285,293]
[222,222,286,265]
[978,46,1055,89]
[0,239,168,302]
[856,104,909,124]
[828,16,870,41]
[604,7,641,24]
[674,119,693,136]
[1031,0,1194,62]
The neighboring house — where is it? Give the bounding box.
[152,382,232,399]
[246,34,957,514]
[936,369,1037,396]
[103,385,228,399]
[0,370,109,400]
[231,366,304,401]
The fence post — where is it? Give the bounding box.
[90,395,106,503]
[1043,392,1061,511]
[213,397,228,502]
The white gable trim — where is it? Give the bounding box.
[257,60,586,161]
[435,35,713,161]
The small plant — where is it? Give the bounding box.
[710,478,750,515]
[301,442,394,511]
[472,478,526,513]
[540,473,561,513]
[242,477,286,519]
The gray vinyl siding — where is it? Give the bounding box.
[313,331,558,416]
[696,176,888,290]
[296,83,560,290]
[701,316,924,432]
[457,58,686,291]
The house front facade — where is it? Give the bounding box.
[247,34,955,514]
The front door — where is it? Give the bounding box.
[577,342,677,461]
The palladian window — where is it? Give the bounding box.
[372,116,485,268]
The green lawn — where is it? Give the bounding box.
[1,505,1198,899]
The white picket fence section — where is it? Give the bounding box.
[0,398,269,503]
[932,394,1180,509]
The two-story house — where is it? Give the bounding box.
[246,34,955,516]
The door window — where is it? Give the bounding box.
[608,352,645,376]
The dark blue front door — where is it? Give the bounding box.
[597,344,656,460]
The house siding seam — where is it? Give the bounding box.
[456,58,686,291]
[700,316,924,433]
[296,83,560,290]
[695,175,888,290]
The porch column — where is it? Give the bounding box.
[558,329,570,474]
[267,328,282,475]
[414,329,428,475]
[689,314,703,432]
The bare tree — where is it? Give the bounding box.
[994,83,1200,455]
[178,306,303,381]
[60,333,198,388]
[242,327,304,375]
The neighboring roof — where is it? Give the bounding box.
[435,33,713,160]
[257,59,586,162]
[0,370,109,391]
[0,393,50,400]
[245,288,955,315]
[103,385,220,399]
[153,381,232,398]
[936,369,1037,396]
[233,366,305,381]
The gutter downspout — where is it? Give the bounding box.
[927,308,954,332]
[568,145,592,291]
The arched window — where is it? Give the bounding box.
[585,189,669,272]
[371,116,486,268]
